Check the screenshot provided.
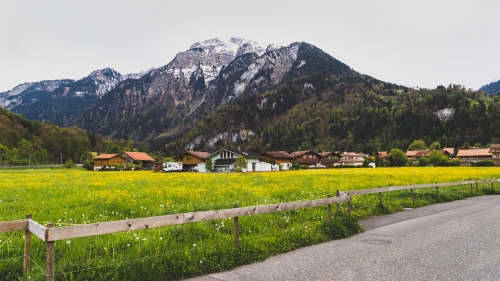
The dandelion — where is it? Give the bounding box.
[159,237,163,240]
[66,240,71,244]
[127,244,130,247]
[136,237,139,240]
[142,238,147,241]
[134,233,137,237]
[200,260,203,264]
[193,244,196,247]
[104,247,107,250]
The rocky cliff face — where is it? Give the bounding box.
[73,39,356,150]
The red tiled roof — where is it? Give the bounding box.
[457,149,492,157]
[93,154,119,160]
[442,148,455,154]
[124,152,155,162]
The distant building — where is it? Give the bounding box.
[261,151,295,170]
[291,150,322,167]
[457,149,492,164]
[123,151,155,169]
[174,151,210,171]
[208,148,266,172]
[93,154,126,171]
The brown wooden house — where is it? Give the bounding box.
[489,144,500,165]
[93,154,126,171]
[123,151,156,169]
[291,150,321,167]
[457,149,492,164]
[175,151,210,171]
[262,151,295,170]
[319,151,341,167]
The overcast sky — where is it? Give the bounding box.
[1,0,499,92]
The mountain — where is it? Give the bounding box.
[72,38,356,150]
[168,76,500,155]
[0,79,74,109]
[480,79,500,95]
[3,68,146,127]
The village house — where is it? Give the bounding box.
[457,148,492,165]
[174,151,210,171]
[319,151,341,167]
[339,152,369,167]
[261,151,295,170]
[123,151,156,169]
[93,154,127,171]
[291,150,322,167]
[209,148,267,172]
[489,144,500,165]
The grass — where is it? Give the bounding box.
[0,167,499,280]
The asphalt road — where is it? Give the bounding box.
[187,195,500,281]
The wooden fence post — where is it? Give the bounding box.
[378,186,382,206]
[327,194,332,223]
[410,184,414,206]
[233,204,240,248]
[24,214,32,278]
[336,190,340,212]
[435,182,439,200]
[492,178,495,191]
[347,193,351,217]
[470,182,473,194]
[476,179,479,192]
[46,222,55,281]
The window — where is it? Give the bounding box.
[303,155,306,159]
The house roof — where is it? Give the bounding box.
[405,150,420,157]
[414,150,430,157]
[94,154,120,160]
[291,150,320,157]
[321,159,340,164]
[319,151,340,158]
[175,151,210,159]
[489,144,500,152]
[262,151,294,159]
[340,159,364,163]
[214,159,236,166]
[442,148,455,155]
[296,158,320,164]
[123,152,155,162]
[211,148,263,159]
[378,151,387,158]
[341,152,366,158]
[457,149,492,157]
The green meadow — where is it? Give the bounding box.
[1,167,499,280]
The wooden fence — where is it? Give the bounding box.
[0,178,497,280]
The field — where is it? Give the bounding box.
[1,167,499,280]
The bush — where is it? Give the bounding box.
[474,160,495,167]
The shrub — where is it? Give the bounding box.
[474,160,495,167]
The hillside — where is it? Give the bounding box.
[166,77,500,154]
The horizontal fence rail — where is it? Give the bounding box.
[1,178,498,280]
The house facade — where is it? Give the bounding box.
[261,151,294,170]
[457,149,492,164]
[209,148,265,172]
[489,144,500,165]
[175,151,210,171]
[291,150,322,167]
[339,152,368,167]
[93,154,127,171]
[319,151,341,167]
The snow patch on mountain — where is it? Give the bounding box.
[233,42,302,97]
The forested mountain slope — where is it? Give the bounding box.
[167,76,499,154]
